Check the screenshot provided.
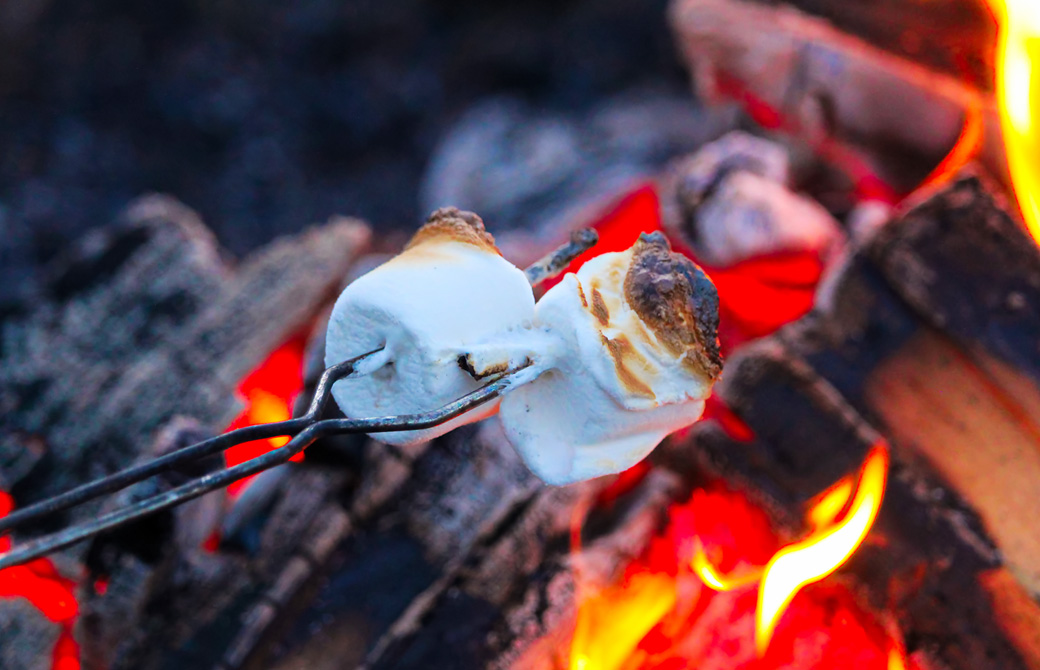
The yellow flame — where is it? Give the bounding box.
[806,476,854,530]
[755,443,890,655]
[691,539,763,592]
[888,645,908,670]
[989,0,1040,245]
[568,572,677,670]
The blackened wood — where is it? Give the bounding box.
[866,172,1040,387]
[266,422,542,669]
[0,197,370,532]
[364,470,682,670]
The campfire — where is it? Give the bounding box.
[3,1,1040,669]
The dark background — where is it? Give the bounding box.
[0,0,688,279]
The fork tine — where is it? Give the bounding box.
[0,366,523,569]
[0,348,384,537]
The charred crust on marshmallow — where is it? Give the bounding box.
[458,353,510,380]
[405,207,501,255]
[623,232,723,380]
[600,333,657,399]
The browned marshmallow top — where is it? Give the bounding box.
[405,207,502,255]
[622,232,723,381]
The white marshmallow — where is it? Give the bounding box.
[325,209,535,446]
[499,233,723,484]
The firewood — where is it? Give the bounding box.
[0,196,370,532]
[668,0,1008,193]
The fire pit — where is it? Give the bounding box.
[3,1,1040,669]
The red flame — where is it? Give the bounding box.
[0,491,81,670]
[223,334,308,496]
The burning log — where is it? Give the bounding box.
[668,0,1009,195]
[0,196,371,669]
[655,170,1040,670]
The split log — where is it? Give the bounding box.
[668,0,1008,194]
[654,171,1040,670]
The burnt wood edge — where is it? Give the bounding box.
[865,168,1040,389]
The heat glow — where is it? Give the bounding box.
[988,0,1040,245]
[0,491,80,670]
[223,334,307,496]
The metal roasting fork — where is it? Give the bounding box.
[0,229,598,570]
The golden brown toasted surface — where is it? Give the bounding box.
[590,287,610,326]
[622,232,723,380]
[405,207,501,255]
[600,333,656,399]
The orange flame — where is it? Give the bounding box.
[920,100,986,190]
[568,572,677,670]
[988,0,1040,245]
[756,442,890,655]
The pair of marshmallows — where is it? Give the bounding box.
[325,208,723,485]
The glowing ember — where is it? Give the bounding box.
[988,0,1040,245]
[757,443,889,655]
[223,334,307,496]
[0,491,81,670]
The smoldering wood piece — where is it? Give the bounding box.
[80,464,353,670]
[0,195,228,494]
[668,0,1008,193]
[0,199,370,530]
[0,599,61,670]
[673,340,1031,670]
[363,470,683,670]
[265,423,545,670]
[738,0,996,92]
[865,171,1040,387]
[696,175,1040,670]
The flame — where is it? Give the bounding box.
[920,100,986,189]
[568,572,677,670]
[806,475,855,530]
[691,538,762,592]
[756,442,890,655]
[224,334,307,496]
[989,0,1040,245]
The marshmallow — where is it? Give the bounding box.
[499,232,723,484]
[325,208,535,446]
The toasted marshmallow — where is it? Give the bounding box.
[325,208,535,446]
[499,232,723,484]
